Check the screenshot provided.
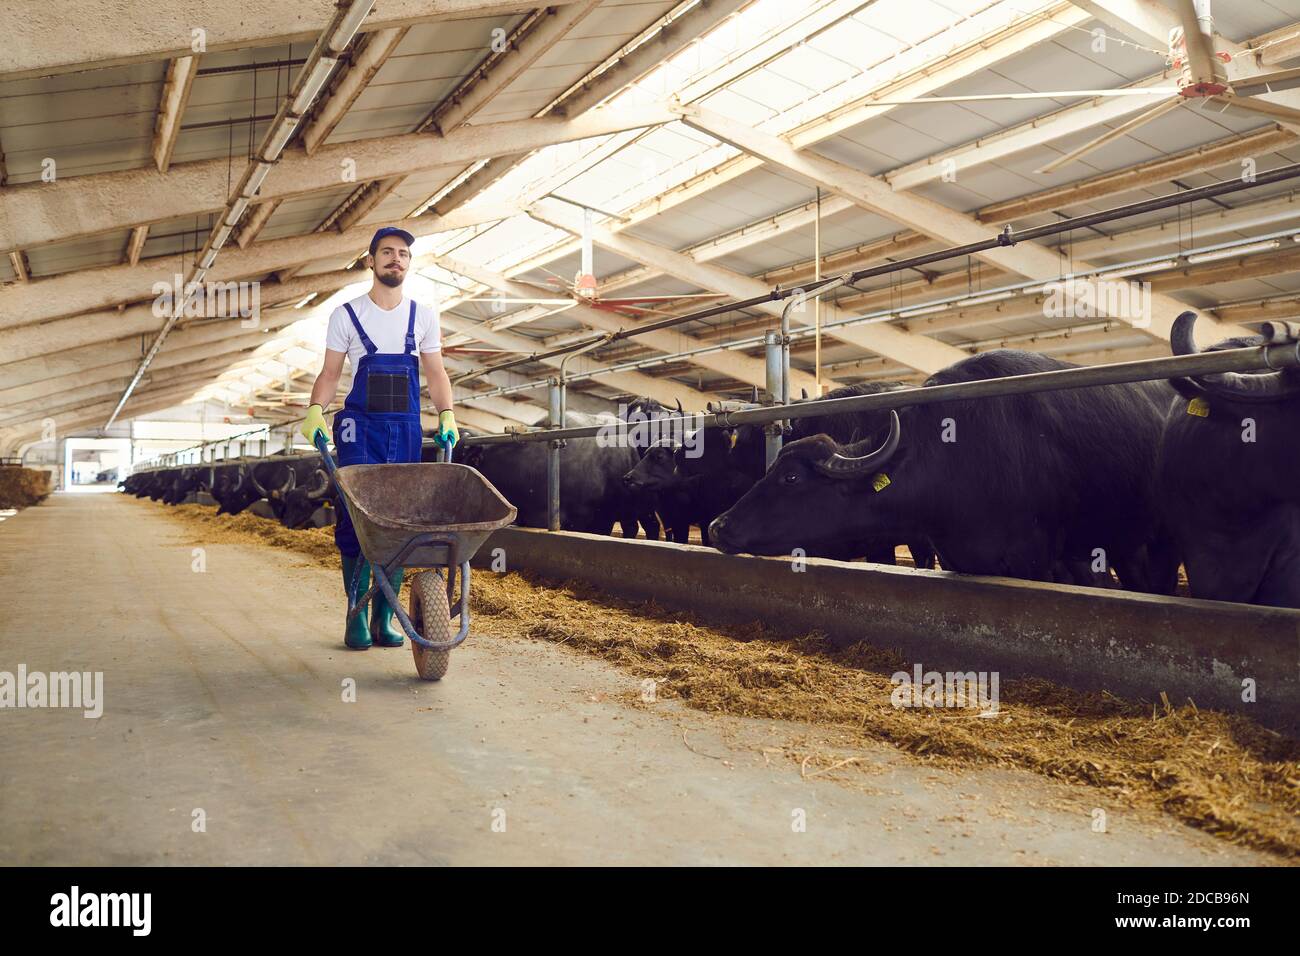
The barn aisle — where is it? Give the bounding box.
[0,494,1263,865]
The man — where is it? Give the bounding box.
[300,226,459,650]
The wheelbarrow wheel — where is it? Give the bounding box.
[409,569,452,681]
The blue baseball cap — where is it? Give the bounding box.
[369,226,415,256]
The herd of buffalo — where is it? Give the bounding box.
[122,312,1299,609]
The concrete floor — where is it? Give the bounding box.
[0,493,1268,865]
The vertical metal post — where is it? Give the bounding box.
[814,187,822,398]
[547,377,564,532]
[764,331,783,469]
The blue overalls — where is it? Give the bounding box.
[334,299,423,557]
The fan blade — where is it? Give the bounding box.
[1212,95,1300,125]
[1230,66,1300,98]
[860,88,1178,106]
[1175,0,1221,83]
[1036,98,1182,174]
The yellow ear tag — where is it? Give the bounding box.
[728,430,737,449]
[872,472,891,493]
[1187,397,1210,418]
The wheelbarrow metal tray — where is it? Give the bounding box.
[336,462,516,568]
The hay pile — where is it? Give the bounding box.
[0,467,52,510]
[152,499,1300,858]
[152,500,339,564]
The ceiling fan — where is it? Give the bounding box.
[856,0,1300,174]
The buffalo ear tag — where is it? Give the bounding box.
[872,472,891,493]
[1187,397,1210,418]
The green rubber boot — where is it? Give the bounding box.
[370,568,406,647]
[341,554,372,650]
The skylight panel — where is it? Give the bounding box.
[808,15,902,66]
[863,0,964,46]
[763,43,860,91]
[726,68,813,114]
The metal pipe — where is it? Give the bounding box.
[456,223,1300,404]
[763,331,782,469]
[814,186,822,396]
[547,377,564,532]
[459,342,1300,446]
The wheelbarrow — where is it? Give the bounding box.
[314,432,516,680]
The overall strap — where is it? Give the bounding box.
[343,302,379,355]
[403,300,418,356]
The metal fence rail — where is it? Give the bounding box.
[459,342,1300,446]
[129,341,1299,475]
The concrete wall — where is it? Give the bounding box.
[473,528,1300,732]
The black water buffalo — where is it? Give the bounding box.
[209,461,265,515]
[1157,312,1300,607]
[120,471,158,497]
[786,382,936,568]
[146,468,179,501]
[612,397,693,540]
[161,466,209,505]
[467,411,649,536]
[622,438,695,542]
[623,424,762,545]
[711,350,1179,591]
[248,456,335,529]
[144,469,172,501]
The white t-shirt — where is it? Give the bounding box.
[325,294,441,370]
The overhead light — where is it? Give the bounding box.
[955,290,1014,308]
[262,118,299,161]
[327,2,374,54]
[294,294,317,309]
[898,303,949,318]
[292,57,338,114]
[199,249,217,270]
[242,162,273,198]
[213,224,233,248]
[1187,239,1280,264]
[225,197,250,226]
[1097,260,1177,280]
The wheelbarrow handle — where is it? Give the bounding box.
[313,430,341,478]
[313,430,358,533]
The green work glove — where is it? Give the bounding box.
[301,404,329,445]
[437,409,459,450]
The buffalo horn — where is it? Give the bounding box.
[306,468,332,500]
[1171,310,1300,403]
[813,411,901,479]
[247,462,269,496]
